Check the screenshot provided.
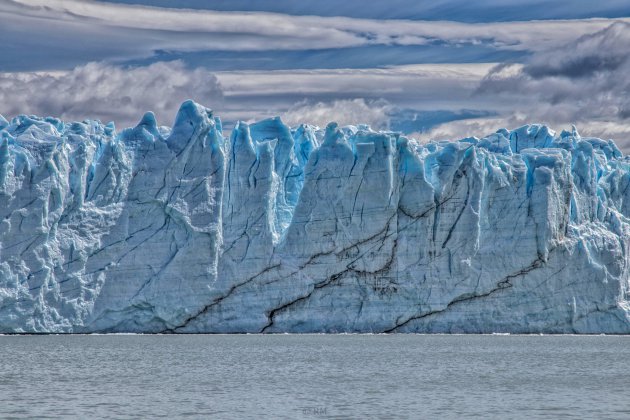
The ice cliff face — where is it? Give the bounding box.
[1,101,629,333]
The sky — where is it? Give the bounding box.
[1,0,629,149]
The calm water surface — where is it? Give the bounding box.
[1,335,629,419]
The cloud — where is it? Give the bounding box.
[217,65,492,97]
[280,99,392,129]
[477,22,630,118]
[1,0,628,71]
[263,98,494,137]
[0,61,223,128]
[524,21,630,78]
[466,22,630,150]
[211,64,497,130]
[413,115,530,142]
[0,62,493,132]
[0,56,491,138]
[215,64,494,120]
[97,0,630,22]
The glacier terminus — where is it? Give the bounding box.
[1,100,629,333]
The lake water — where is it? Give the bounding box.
[1,335,629,419]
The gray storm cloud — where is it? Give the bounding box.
[524,21,630,79]
[476,22,630,128]
[421,22,630,149]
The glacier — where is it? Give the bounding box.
[1,100,629,333]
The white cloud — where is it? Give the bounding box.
[1,62,490,130]
[216,64,492,97]
[206,64,502,131]
[2,0,628,62]
[214,64,494,123]
[414,115,527,142]
[280,99,392,130]
[0,61,223,128]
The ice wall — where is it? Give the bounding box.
[0,102,629,333]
